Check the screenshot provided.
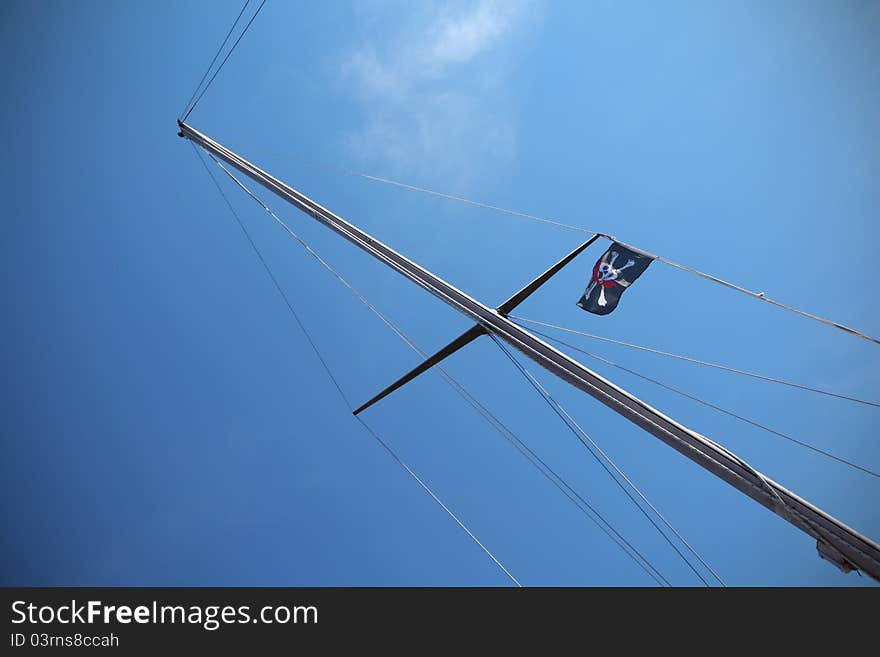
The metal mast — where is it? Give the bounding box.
[179,120,880,582]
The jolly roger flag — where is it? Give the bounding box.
[577,242,653,315]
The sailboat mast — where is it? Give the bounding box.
[179,120,880,582]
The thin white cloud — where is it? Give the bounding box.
[339,0,534,188]
[426,0,519,65]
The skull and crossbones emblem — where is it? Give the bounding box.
[584,251,636,307]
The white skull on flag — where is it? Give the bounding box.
[577,243,653,315]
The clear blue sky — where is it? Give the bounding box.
[1,0,878,586]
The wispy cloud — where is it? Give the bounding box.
[339,0,534,188]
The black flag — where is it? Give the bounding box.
[577,242,653,315]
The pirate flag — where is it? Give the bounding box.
[577,242,653,315]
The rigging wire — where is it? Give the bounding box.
[489,334,725,587]
[196,146,679,587]
[196,141,722,586]
[221,141,879,346]
[191,142,521,587]
[492,330,848,569]
[181,0,268,122]
[198,147,696,585]
[180,0,251,120]
[426,363,671,586]
[509,316,880,409]
[223,140,597,234]
[526,326,880,479]
[186,138,876,582]
[601,236,880,347]
[181,128,876,582]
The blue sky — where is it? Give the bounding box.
[1,0,878,586]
